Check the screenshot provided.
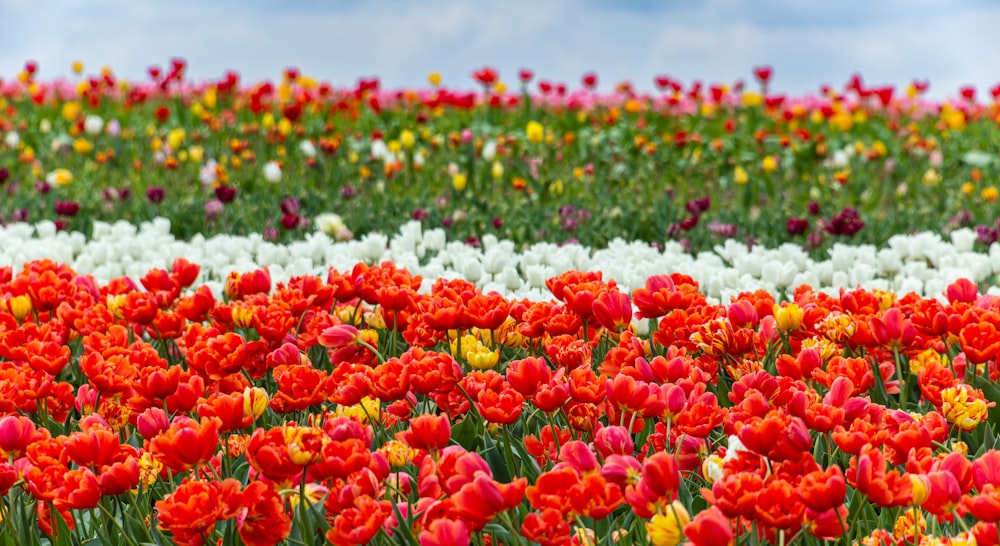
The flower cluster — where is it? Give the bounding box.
[0,255,997,544]
[2,61,1000,254]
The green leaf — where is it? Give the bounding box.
[482,431,511,483]
[973,374,1000,431]
[451,416,479,451]
[51,507,73,546]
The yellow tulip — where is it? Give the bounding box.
[734,166,749,185]
[526,121,544,144]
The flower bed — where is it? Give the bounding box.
[3,217,1000,307]
[2,61,1000,255]
[0,254,997,544]
[4,61,1000,545]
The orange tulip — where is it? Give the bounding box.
[149,416,221,474]
[683,506,734,546]
[959,322,1000,365]
[593,289,633,332]
[97,455,140,495]
[526,466,579,514]
[505,356,551,397]
[708,471,764,519]
[399,414,451,452]
[569,473,624,519]
[450,474,527,530]
[65,427,129,470]
[798,466,847,512]
[324,495,389,546]
[521,508,572,546]
[156,478,242,545]
[57,467,102,510]
[197,391,252,433]
[476,387,524,425]
[239,481,293,546]
[224,268,271,300]
[419,518,469,546]
[632,273,704,319]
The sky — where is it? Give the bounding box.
[2,0,999,100]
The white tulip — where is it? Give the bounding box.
[299,139,317,158]
[481,140,497,161]
[314,213,345,236]
[263,161,282,183]
[84,115,104,136]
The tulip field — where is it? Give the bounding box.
[2,60,1000,545]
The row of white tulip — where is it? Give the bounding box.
[1,217,996,304]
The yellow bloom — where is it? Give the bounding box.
[71,60,84,74]
[982,186,999,203]
[335,396,381,423]
[400,129,415,150]
[428,72,442,86]
[452,173,467,192]
[203,86,217,109]
[941,384,993,431]
[286,483,329,510]
[166,128,186,150]
[72,138,93,154]
[188,145,204,163]
[774,303,804,331]
[380,440,418,468]
[941,104,966,130]
[733,166,749,185]
[283,425,326,466]
[106,295,126,319]
[61,101,81,122]
[908,474,930,507]
[961,182,975,195]
[646,501,690,546]
[762,155,777,173]
[922,169,941,186]
[742,92,762,107]
[5,295,31,321]
[277,118,292,136]
[894,506,927,537]
[277,82,293,103]
[138,451,163,487]
[46,168,73,187]
[467,346,500,370]
[829,111,853,131]
[526,120,544,144]
[243,387,269,419]
[494,81,506,94]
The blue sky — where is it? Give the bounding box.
[2,0,998,100]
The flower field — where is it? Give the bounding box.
[1,60,1000,545]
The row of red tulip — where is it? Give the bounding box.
[0,257,998,544]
